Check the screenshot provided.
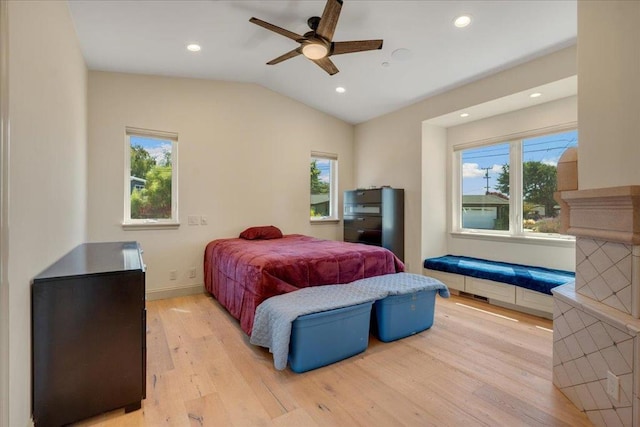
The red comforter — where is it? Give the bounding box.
[204,234,404,334]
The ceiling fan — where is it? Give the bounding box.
[249,0,383,76]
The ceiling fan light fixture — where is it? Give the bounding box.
[302,43,328,60]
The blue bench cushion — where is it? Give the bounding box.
[423,255,574,295]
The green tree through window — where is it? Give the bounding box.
[310,155,336,219]
[310,160,329,195]
[495,161,558,217]
[130,145,156,180]
[129,136,174,220]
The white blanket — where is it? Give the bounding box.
[250,273,449,370]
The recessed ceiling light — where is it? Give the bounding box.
[187,44,201,52]
[530,92,542,98]
[336,87,346,94]
[460,113,470,118]
[454,15,472,28]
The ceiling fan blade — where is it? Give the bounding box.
[311,57,339,75]
[316,0,343,41]
[267,48,302,65]
[332,40,383,55]
[249,17,303,42]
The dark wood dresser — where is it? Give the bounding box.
[343,188,405,261]
[32,241,146,427]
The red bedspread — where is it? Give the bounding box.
[204,234,404,335]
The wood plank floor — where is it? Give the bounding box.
[74,293,592,427]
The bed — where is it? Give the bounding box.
[204,232,404,335]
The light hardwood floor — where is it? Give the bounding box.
[75,293,592,426]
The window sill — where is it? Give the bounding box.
[450,230,575,248]
[310,218,340,224]
[122,221,180,231]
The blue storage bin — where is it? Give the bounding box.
[288,301,373,373]
[374,290,436,342]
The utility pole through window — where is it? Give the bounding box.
[483,167,491,195]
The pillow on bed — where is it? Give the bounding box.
[239,226,283,240]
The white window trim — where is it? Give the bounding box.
[123,127,180,229]
[451,122,577,244]
[310,151,339,223]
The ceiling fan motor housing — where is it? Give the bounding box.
[307,16,321,31]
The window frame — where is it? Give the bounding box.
[451,124,577,244]
[123,127,179,230]
[310,151,339,223]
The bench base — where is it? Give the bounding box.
[426,269,553,319]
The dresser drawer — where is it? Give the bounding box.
[344,227,382,245]
[344,215,382,230]
[344,204,381,215]
[344,189,381,204]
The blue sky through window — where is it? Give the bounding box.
[315,159,330,183]
[131,136,172,165]
[462,129,577,195]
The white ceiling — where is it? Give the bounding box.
[68,0,577,125]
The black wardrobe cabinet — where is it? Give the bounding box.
[343,188,404,261]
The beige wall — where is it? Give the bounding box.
[87,71,354,296]
[577,0,640,190]
[0,2,8,426]
[6,1,88,425]
[354,46,577,273]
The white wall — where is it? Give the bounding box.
[354,46,577,274]
[87,72,354,295]
[577,0,640,190]
[421,123,448,262]
[444,96,577,271]
[6,1,88,425]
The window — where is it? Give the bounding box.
[455,128,577,238]
[310,152,338,221]
[124,127,178,227]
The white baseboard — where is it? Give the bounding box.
[146,283,205,301]
[489,299,553,320]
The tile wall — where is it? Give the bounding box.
[553,286,638,426]
[553,186,640,427]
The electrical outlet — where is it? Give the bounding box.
[200,216,208,225]
[607,370,619,400]
[169,270,177,280]
[188,267,196,278]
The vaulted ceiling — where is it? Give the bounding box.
[68,1,577,124]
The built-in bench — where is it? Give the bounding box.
[423,255,575,318]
